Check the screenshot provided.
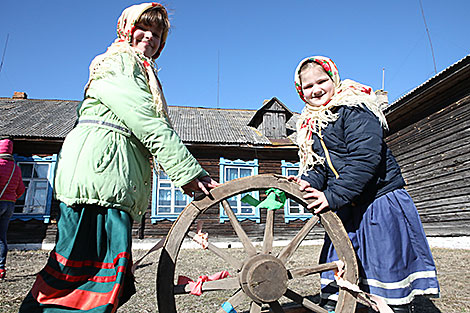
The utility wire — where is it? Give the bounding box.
[0,34,9,74]
[217,50,220,108]
[418,0,437,74]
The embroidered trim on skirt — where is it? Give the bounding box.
[19,203,136,312]
[320,189,440,305]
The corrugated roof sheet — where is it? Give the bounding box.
[0,98,78,138]
[0,98,298,146]
[386,54,470,111]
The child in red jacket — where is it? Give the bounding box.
[0,138,25,279]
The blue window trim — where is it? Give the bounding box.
[150,168,192,223]
[219,157,260,223]
[12,154,57,224]
[281,160,312,223]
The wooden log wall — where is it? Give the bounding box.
[138,157,327,242]
[386,94,470,237]
[8,141,328,244]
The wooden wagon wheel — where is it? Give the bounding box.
[157,174,359,313]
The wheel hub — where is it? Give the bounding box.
[239,254,288,303]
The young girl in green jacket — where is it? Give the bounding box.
[20,3,218,312]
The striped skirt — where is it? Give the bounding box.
[320,189,440,305]
[19,203,135,312]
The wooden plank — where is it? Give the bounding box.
[262,210,275,254]
[417,207,470,216]
[404,163,470,186]
[288,262,339,279]
[216,289,246,313]
[388,104,470,150]
[394,132,470,166]
[320,211,358,313]
[413,195,470,207]
[174,276,240,294]
[390,120,470,155]
[277,215,319,263]
[406,177,470,195]
[222,200,257,256]
[284,289,328,313]
[398,142,470,171]
[157,202,202,313]
[406,176,470,195]
[187,231,244,269]
[420,213,470,223]
[387,98,470,146]
[386,82,470,134]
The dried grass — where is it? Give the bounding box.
[1,247,469,313]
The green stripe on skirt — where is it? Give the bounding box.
[19,203,136,312]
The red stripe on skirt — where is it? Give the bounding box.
[52,251,130,269]
[31,274,121,312]
[43,264,128,283]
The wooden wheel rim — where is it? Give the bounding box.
[157,174,358,313]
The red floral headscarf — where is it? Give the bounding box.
[294,56,340,104]
[294,56,387,175]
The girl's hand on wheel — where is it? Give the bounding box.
[303,187,329,213]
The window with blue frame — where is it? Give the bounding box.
[151,167,192,223]
[219,158,260,223]
[13,155,57,223]
[281,161,312,223]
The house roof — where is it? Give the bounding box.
[0,98,78,138]
[384,53,470,134]
[247,97,294,128]
[0,97,298,146]
[386,54,470,111]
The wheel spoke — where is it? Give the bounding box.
[250,301,262,313]
[216,289,247,313]
[277,215,320,263]
[222,200,257,256]
[262,209,275,254]
[187,231,243,269]
[174,276,240,295]
[268,301,285,313]
[287,261,339,279]
[284,289,328,313]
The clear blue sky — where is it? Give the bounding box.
[1,0,469,113]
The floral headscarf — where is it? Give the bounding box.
[294,56,388,176]
[116,2,169,59]
[85,3,171,122]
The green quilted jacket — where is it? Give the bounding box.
[54,51,207,221]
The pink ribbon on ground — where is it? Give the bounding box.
[177,271,230,296]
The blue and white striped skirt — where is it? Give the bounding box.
[320,189,440,305]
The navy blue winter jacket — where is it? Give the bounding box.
[301,105,405,210]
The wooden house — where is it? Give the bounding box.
[2,53,469,246]
[1,95,323,245]
[384,54,470,237]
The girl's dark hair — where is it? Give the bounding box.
[138,6,170,34]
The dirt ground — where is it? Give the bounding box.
[1,246,469,313]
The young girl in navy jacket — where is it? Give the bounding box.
[292,56,439,313]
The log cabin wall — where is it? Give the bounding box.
[3,96,318,245]
[135,146,326,242]
[6,54,470,245]
[385,54,470,237]
[386,94,470,236]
